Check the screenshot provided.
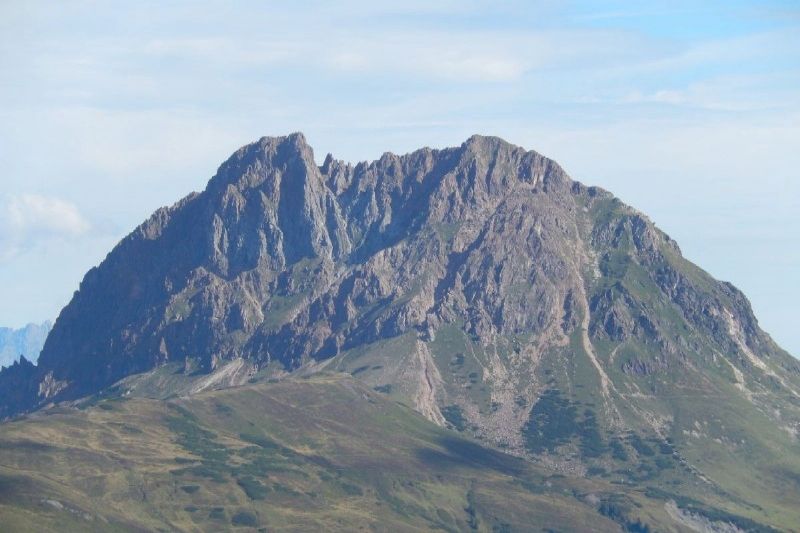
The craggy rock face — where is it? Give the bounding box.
[2,133,799,478]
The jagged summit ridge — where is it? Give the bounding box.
[3,133,571,408]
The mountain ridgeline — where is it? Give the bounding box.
[0,321,51,368]
[1,133,799,530]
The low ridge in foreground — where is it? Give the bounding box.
[0,375,781,532]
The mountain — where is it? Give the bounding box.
[1,133,799,530]
[0,322,52,368]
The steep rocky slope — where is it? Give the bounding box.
[1,134,799,529]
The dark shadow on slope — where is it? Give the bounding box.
[416,436,528,477]
[0,439,59,453]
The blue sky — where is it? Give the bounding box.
[0,1,798,355]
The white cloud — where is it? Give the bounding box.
[131,26,647,84]
[0,194,90,261]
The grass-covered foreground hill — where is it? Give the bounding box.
[0,374,792,532]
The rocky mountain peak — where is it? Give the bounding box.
[1,133,798,532]
[1,135,798,487]
[208,133,314,191]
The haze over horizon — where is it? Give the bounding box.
[1,0,798,356]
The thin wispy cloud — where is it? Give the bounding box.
[0,194,90,261]
[133,27,649,84]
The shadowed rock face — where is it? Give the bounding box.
[2,134,799,474]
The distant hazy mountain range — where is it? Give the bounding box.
[0,321,51,368]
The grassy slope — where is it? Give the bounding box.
[574,197,800,531]
[0,374,695,532]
